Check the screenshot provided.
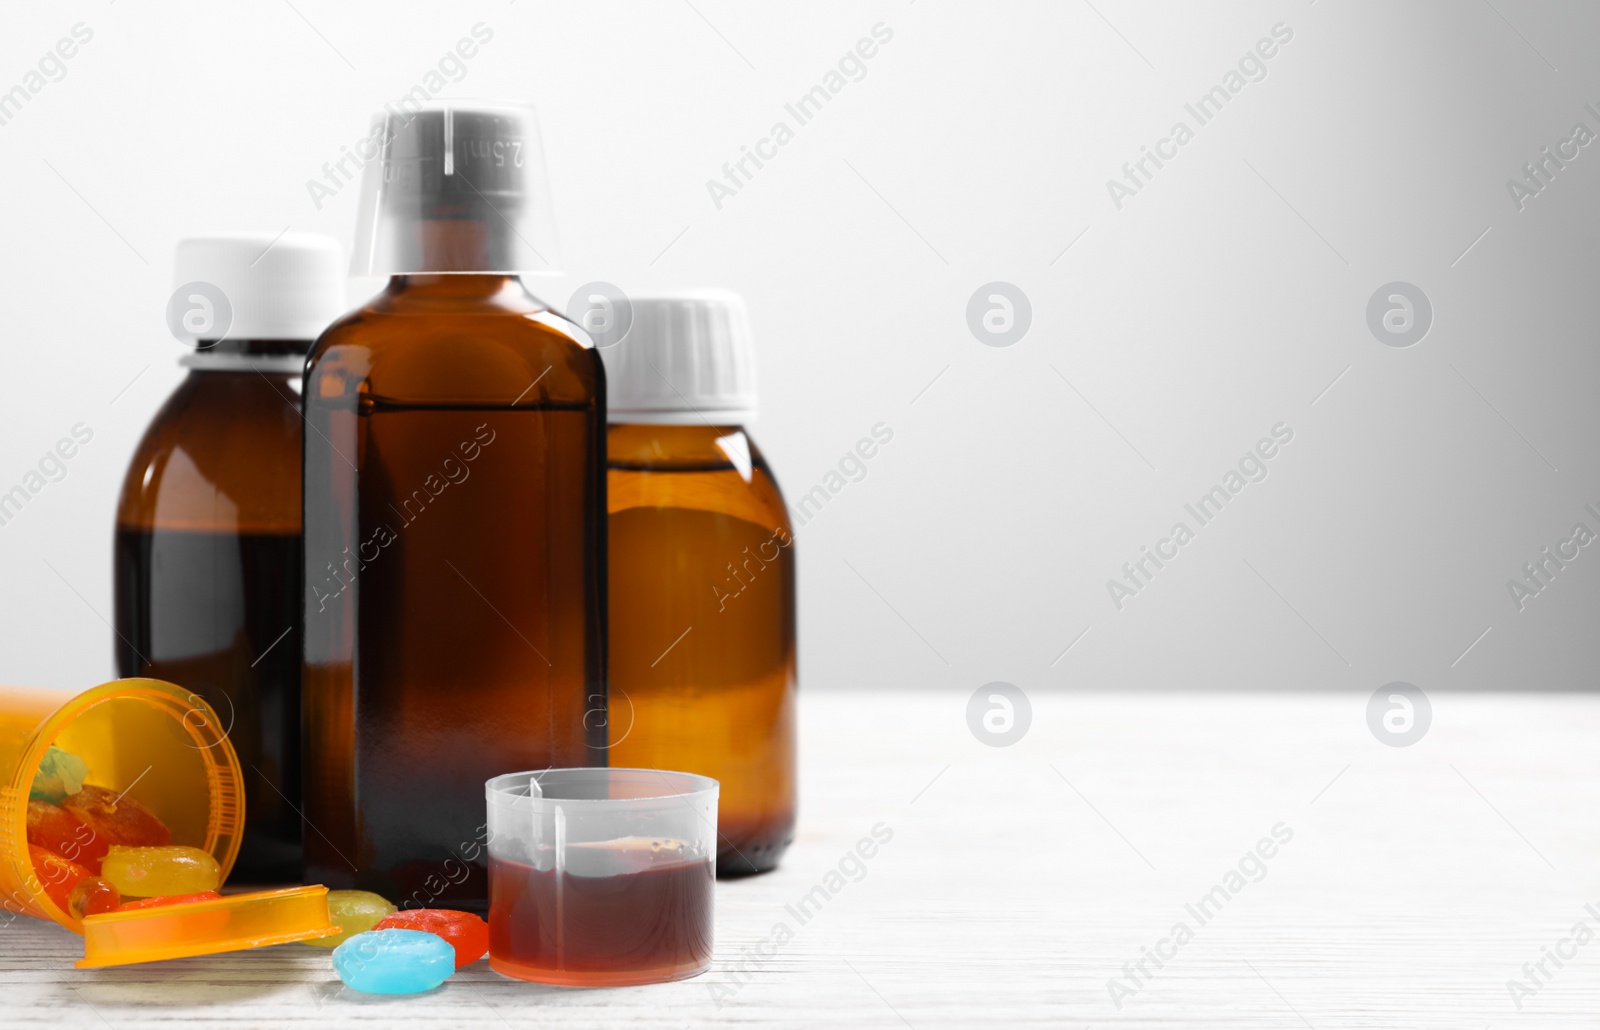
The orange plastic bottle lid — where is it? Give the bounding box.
[77,885,337,967]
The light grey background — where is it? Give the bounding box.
[0,0,1595,695]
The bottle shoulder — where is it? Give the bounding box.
[609,465,792,536]
[116,372,303,532]
[306,291,601,408]
[607,427,790,532]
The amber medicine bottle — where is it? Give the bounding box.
[115,233,345,882]
[602,292,795,875]
[301,103,606,910]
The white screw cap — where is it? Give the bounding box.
[171,232,345,343]
[601,290,758,425]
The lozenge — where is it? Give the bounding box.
[26,779,172,876]
[332,928,455,994]
[374,909,488,967]
[67,877,121,919]
[64,785,171,854]
[304,890,397,949]
[28,844,90,912]
[27,800,101,872]
[101,845,220,898]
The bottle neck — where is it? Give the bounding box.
[387,272,521,296]
[394,216,520,274]
[378,272,540,316]
[184,339,309,374]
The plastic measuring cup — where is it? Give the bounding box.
[0,678,244,932]
[485,768,718,986]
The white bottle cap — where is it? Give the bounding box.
[171,232,345,343]
[600,290,758,425]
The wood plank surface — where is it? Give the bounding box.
[3,691,1597,1027]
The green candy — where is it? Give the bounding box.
[305,890,397,948]
[30,745,88,803]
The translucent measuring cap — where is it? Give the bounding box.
[351,100,562,276]
[76,885,338,967]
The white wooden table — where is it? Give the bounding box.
[4,691,1597,1027]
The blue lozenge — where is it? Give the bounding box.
[332,928,455,994]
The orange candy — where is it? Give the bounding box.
[26,800,100,872]
[374,908,489,967]
[116,891,223,912]
[27,787,172,875]
[65,785,171,852]
[68,878,121,919]
[28,844,90,912]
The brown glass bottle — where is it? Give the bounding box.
[114,341,307,883]
[302,267,607,910]
[607,423,796,875]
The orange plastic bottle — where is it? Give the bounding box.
[0,679,243,932]
[600,293,795,874]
